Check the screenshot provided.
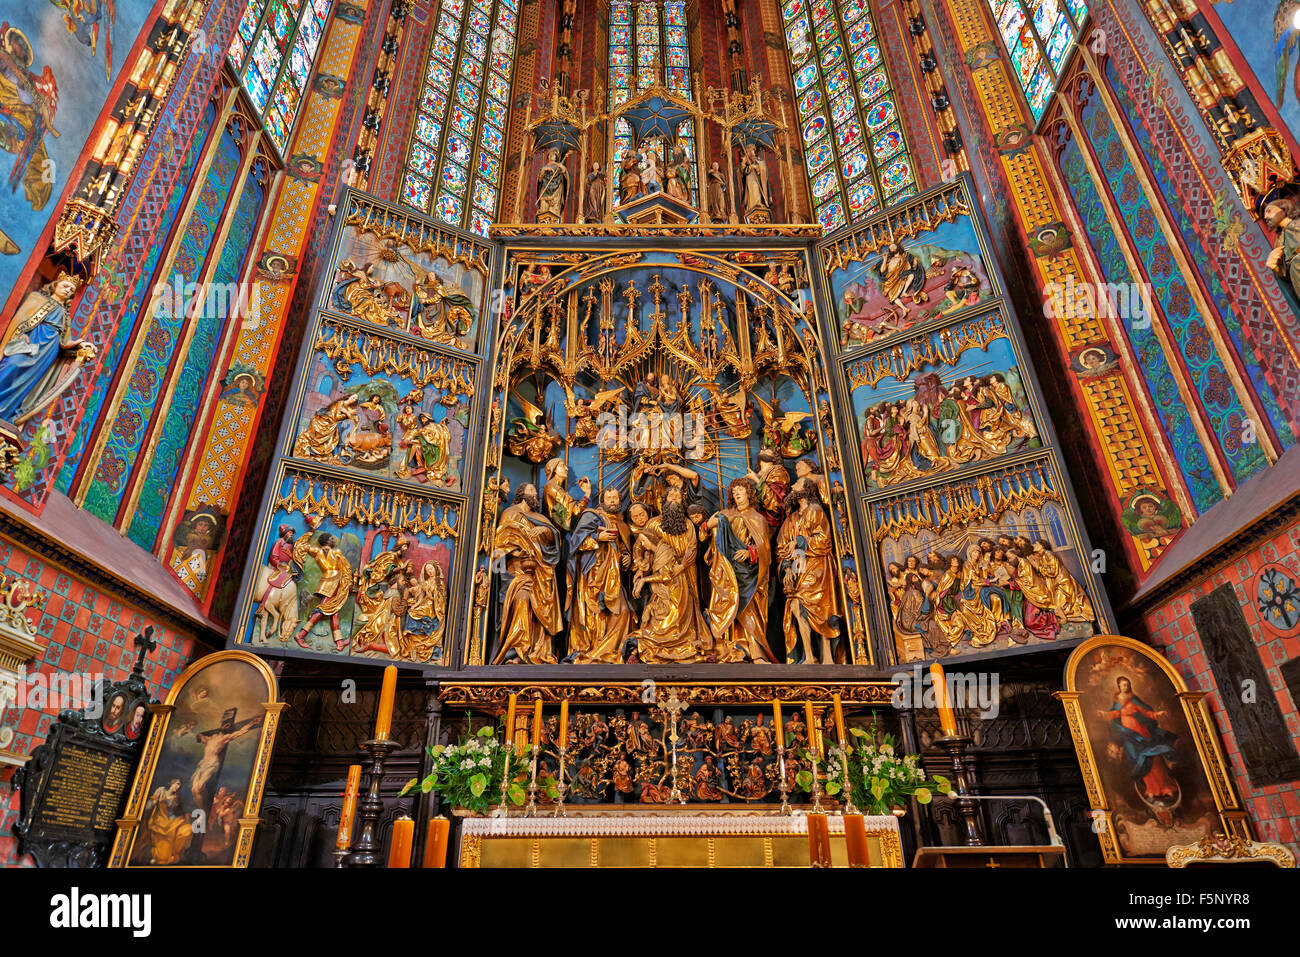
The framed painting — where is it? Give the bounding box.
[1057,635,1250,865]
[109,651,283,868]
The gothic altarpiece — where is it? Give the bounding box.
[229,175,1111,825]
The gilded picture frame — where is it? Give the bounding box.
[108,650,284,868]
[1056,634,1250,865]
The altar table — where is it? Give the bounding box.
[457,808,903,868]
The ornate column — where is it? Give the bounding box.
[0,576,46,767]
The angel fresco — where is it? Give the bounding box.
[50,0,115,79]
[1120,490,1183,545]
[0,24,57,211]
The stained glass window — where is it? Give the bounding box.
[984,0,1088,121]
[229,0,333,154]
[609,1,699,207]
[779,0,917,231]
[400,0,520,236]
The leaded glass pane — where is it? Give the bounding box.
[780,0,919,228]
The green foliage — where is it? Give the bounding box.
[843,722,952,816]
[399,724,520,815]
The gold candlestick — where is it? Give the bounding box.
[553,746,568,817]
[775,742,792,815]
[524,740,541,818]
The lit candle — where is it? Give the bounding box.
[773,699,784,748]
[832,693,847,749]
[374,665,398,740]
[505,693,518,751]
[423,816,450,868]
[931,662,957,737]
[807,813,832,867]
[843,813,869,868]
[336,764,361,851]
[531,697,544,749]
[558,699,568,748]
[387,816,414,868]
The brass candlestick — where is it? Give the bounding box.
[524,741,541,818]
[775,743,792,815]
[835,743,859,815]
[492,745,515,818]
[553,747,569,817]
[346,737,400,867]
[808,747,825,814]
[935,733,984,846]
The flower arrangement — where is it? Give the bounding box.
[401,725,524,815]
[846,725,952,815]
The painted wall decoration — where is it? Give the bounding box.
[871,458,1100,662]
[846,309,1041,491]
[1144,514,1300,854]
[291,315,476,491]
[469,243,873,667]
[237,467,458,664]
[821,190,995,350]
[1059,635,1249,865]
[110,650,282,868]
[0,1,155,294]
[1214,1,1300,144]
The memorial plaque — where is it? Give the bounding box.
[12,629,157,867]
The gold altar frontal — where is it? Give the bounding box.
[457,808,903,868]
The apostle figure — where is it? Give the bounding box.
[583,161,606,222]
[491,483,563,664]
[290,517,355,651]
[776,477,841,664]
[706,476,774,662]
[738,142,772,223]
[1264,199,1300,301]
[706,161,728,222]
[536,148,569,222]
[566,486,633,663]
[666,143,691,202]
[542,456,590,531]
[619,150,643,203]
[0,272,92,425]
[632,486,710,662]
[1029,540,1095,622]
[747,448,790,528]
